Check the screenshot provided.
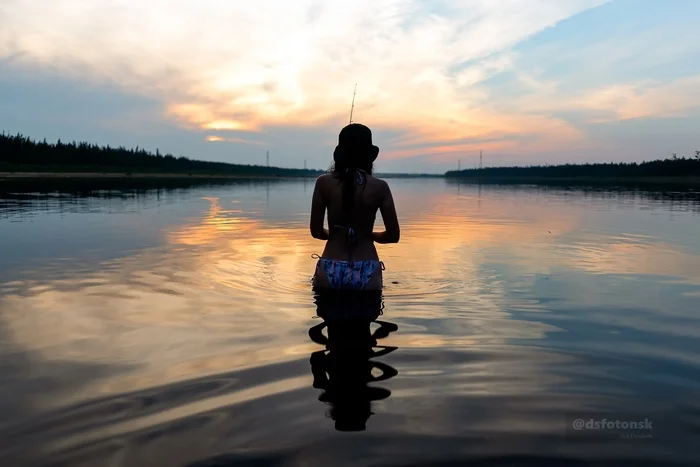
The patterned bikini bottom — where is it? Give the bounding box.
[314,256,384,291]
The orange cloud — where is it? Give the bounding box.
[573,76,700,122]
[380,112,583,161]
[166,104,261,132]
[0,0,610,159]
[206,135,264,145]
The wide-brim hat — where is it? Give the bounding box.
[335,123,379,162]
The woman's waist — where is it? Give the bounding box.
[329,224,374,237]
[321,240,379,261]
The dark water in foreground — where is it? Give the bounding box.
[1,178,700,466]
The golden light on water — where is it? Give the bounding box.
[1,183,699,411]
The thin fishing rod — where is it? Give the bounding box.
[349,83,357,124]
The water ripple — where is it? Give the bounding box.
[2,179,700,466]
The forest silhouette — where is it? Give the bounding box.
[2,132,699,181]
[446,151,700,180]
[0,132,322,177]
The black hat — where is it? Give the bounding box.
[335,123,379,162]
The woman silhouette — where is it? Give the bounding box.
[310,123,400,291]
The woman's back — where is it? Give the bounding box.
[313,171,392,261]
[310,123,399,291]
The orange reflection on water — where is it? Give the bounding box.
[2,182,700,412]
[161,189,580,346]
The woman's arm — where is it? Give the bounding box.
[310,176,329,240]
[373,180,400,244]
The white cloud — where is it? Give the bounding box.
[1,0,607,152]
[571,76,700,122]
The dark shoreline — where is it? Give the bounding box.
[0,171,443,181]
[445,176,700,186]
[0,172,318,180]
[2,172,700,187]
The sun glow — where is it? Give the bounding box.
[3,0,699,165]
[0,0,614,158]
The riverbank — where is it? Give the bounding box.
[0,172,319,180]
[0,171,443,180]
[4,172,700,186]
[445,176,700,186]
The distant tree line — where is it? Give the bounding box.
[375,172,442,178]
[445,152,700,179]
[0,132,323,177]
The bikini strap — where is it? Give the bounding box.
[356,169,366,185]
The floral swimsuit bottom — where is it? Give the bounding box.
[314,257,384,291]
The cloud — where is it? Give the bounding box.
[0,0,608,157]
[494,68,700,127]
[572,76,700,122]
[205,135,264,145]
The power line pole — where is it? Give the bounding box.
[458,159,461,171]
[266,150,269,167]
[304,159,307,170]
[479,150,483,169]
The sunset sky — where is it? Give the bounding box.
[1,0,699,173]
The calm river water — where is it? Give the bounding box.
[1,178,699,466]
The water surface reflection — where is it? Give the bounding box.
[309,291,398,431]
[1,178,700,466]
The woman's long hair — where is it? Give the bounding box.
[331,149,373,217]
[330,124,378,220]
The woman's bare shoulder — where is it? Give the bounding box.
[367,174,390,191]
[315,172,336,185]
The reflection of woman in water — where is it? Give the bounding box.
[309,292,399,431]
[310,123,400,291]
